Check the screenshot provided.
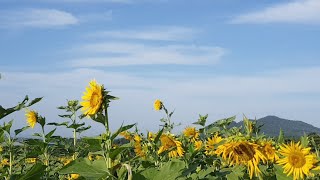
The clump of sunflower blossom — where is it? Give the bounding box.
[68,173,80,180]
[277,141,318,180]
[25,158,37,164]
[205,133,223,156]
[259,140,279,163]
[194,140,203,151]
[153,99,163,111]
[183,127,199,142]
[25,109,38,128]
[119,131,132,141]
[215,140,266,179]
[158,134,184,158]
[133,134,147,158]
[81,79,103,116]
[148,132,156,141]
[1,159,9,166]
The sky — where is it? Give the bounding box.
[1,0,320,137]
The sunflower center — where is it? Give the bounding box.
[90,92,100,107]
[288,152,306,168]
[234,143,255,161]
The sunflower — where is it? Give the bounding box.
[81,80,103,115]
[215,141,266,179]
[1,159,9,166]
[25,158,37,164]
[148,132,155,141]
[158,134,184,158]
[194,140,203,151]
[183,127,199,142]
[119,131,132,141]
[153,99,163,111]
[134,142,147,158]
[25,109,37,128]
[205,133,223,156]
[68,174,80,180]
[277,141,317,180]
[260,140,279,162]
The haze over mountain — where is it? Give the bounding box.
[230,116,320,138]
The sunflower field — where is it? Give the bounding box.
[1,80,320,180]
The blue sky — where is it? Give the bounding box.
[1,0,320,137]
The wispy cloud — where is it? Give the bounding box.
[67,42,226,67]
[230,0,320,24]
[89,26,198,41]
[0,8,78,28]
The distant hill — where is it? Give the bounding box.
[229,115,320,138]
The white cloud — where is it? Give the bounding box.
[67,42,226,67]
[89,26,198,41]
[0,8,78,28]
[1,67,320,137]
[231,0,320,24]
[78,10,113,23]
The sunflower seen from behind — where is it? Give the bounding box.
[81,79,103,116]
[25,109,38,128]
[277,141,317,180]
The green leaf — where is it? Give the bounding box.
[0,96,29,119]
[277,128,284,144]
[225,166,246,180]
[14,126,29,136]
[59,158,113,180]
[45,128,56,139]
[82,137,102,152]
[109,144,132,160]
[274,164,292,180]
[27,97,43,107]
[154,128,164,144]
[68,123,85,129]
[58,114,72,118]
[111,123,136,141]
[76,125,91,133]
[17,163,46,180]
[47,122,69,127]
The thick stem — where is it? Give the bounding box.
[73,128,77,160]
[104,103,112,169]
[9,148,12,175]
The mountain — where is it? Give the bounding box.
[229,115,320,138]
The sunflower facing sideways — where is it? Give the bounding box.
[158,134,184,158]
[25,109,38,128]
[205,133,223,156]
[277,141,318,180]
[81,79,103,116]
[215,140,266,179]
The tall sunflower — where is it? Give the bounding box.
[215,140,266,179]
[158,134,184,158]
[153,99,162,111]
[277,141,317,180]
[205,133,223,156]
[81,80,103,115]
[183,127,199,142]
[25,109,37,128]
